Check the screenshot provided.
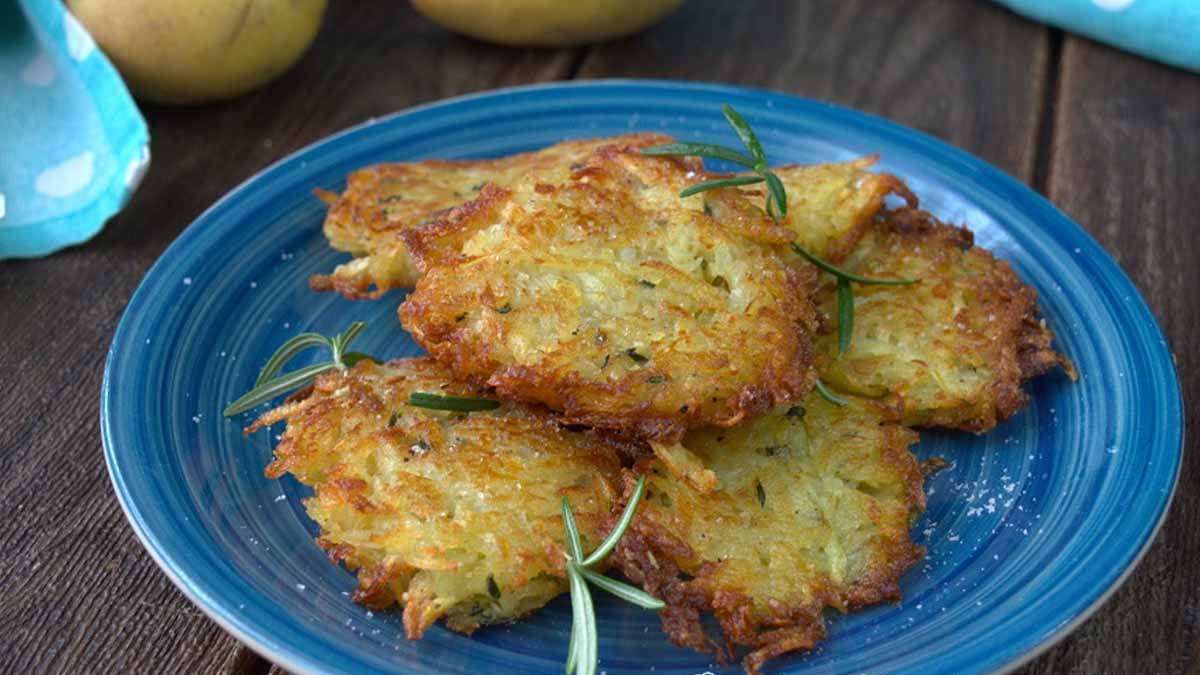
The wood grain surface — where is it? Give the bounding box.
[0,1,1194,673]
[1019,35,1200,675]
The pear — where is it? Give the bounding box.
[410,0,683,47]
[66,0,327,105]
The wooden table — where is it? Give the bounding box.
[2,2,1195,673]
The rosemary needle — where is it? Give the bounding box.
[643,104,919,357]
[790,242,918,286]
[224,322,376,417]
[837,280,854,357]
[408,392,501,412]
[678,175,763,197]
[815,378,850,407]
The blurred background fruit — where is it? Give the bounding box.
[66,0,328,105]
[409,0,684,47]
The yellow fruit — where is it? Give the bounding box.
[65,0,327,105]
[409,0,684,47]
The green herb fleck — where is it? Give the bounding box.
[625,348,649,364]
[638,279,657,289]
[756,480,766,507]
[497,303,512,314]
[679,175,764,198]
[409,392,501,412]
[786,406,805,419]
[487,576,501,600]
[814,379,849,406]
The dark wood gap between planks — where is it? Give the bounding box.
[1032,28,1066,195]
[566,46,592,80]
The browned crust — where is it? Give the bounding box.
[251,357,625,640]
[308,268,388,300]
[399,286,816,444]
[400,182,515,274]
[889,208,1075,430]
[608,415,926,675]
[397,141,819,444]
[311,134,677,298]
[766,156,917,262]
[817,207,1074,433]
[819,170,914,262]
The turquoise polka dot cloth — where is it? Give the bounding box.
[993,0,1200,72]
[0,0,149,259]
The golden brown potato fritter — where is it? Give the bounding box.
[751,157,914,261]
[814,208,1074,432]
[398,138,819,443]
[250,358,622,639]
[608,394,925,674]
[311,135,665,297]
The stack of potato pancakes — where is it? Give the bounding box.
[252,133,1071,673]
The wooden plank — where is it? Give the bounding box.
[0,1,577,672]
[1020,36,1200,675]
[577,0,1052,181]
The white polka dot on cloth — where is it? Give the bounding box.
[124,146,151,189]
[62,11,95,61]
[1092,0,1135,10]
[35,151,95,198]
[20,52,56,86]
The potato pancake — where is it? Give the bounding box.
[398,138,819,443]
[250,358,622,639]
[814,207,1074,432]
[749,157,914,262]
[311,147,902,298]
[311,134,671,297]
[607,393,925,674]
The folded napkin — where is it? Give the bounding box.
[0,0,149,259]
[993,0,1200,72]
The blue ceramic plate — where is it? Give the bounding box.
[102,81,1183,675]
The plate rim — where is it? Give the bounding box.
[101,78,1185,675]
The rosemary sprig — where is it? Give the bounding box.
[789,242,919,287]
[408,392,501,412]
[562,475,664,675]
[678,175,764,197]
[223,322,375,417]
[837,280,855,356]
[646,106,791,221]
[643,103,921,399]
[814,378,850,406]
[640,141,757,168]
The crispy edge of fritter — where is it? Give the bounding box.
[310,134,678,298]
[309,162,483,298]
[248,357,625,639]
[396,144,818,443]
[739,156,916,262]
[399,135,705,273]
[815,207,1075,432]
[604,401,925,674]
